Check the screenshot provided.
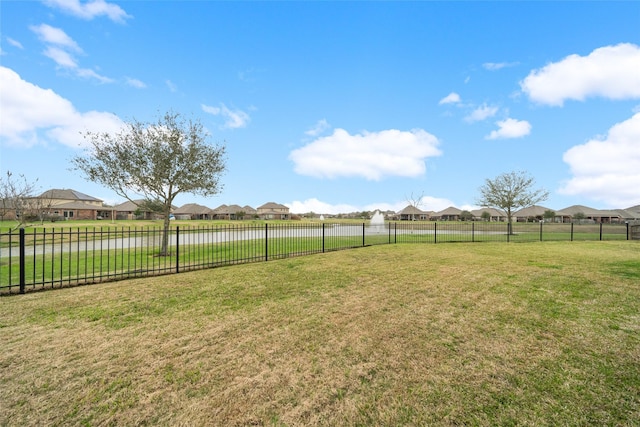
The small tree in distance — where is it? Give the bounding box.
[72,111,227,256]
[476,171,549,232]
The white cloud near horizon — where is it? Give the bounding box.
[42,0,131,23]
[285,196,456,215]
[486,118,531,140]
[0,66,124,148]
[439,92,461,105]
[521,43,640,106]
[289,128,442,181]
[201,103,250,129]
[560,113,640,207]
[465,104,498,123]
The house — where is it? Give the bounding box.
[257,202,290,220]
[514,205,554,222]
[212,204,254,220]
[174,203,213,220]
[432,206,462,221]
[112,199,176,220]
[397,205,430,221]
[35,189,109,220]
[555,205,625,224]
[470,208,506,222]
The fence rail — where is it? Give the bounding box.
[0,222,633,295]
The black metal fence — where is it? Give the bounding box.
[0,221,633,295]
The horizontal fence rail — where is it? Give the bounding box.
[0,222,633,295]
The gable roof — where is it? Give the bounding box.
[435,206,462,216]
[174,203,212,215]
[514,205,553,217]
[258,202,289,210]
[38,189,102,203]
[398,205,427,215]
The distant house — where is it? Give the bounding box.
[174,203,213,220]
[470,208,506,222]
[555,205,628,224]
[36,189,109,220]
[112,200,176,220]
[397,205,430,221]
[212,204,254,220]
[514,205,553,222]
[257,202,290,220]
[432,206,462,221]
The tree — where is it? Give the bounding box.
[460,210,473,221]
[476,171,549,231]
[0,171,41,229]
[72,112,227,255]
[405,191,425,221]
[543,209,556,223]
[481,211,491,222]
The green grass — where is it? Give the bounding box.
[1,241,639,425]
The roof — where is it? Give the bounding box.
[471,208,504,217]
[258,202,289,210]
[38,189,102,203]
[514,205,553,217]
[435,206,462,216]
[174,203,212,215]
[398,205,427,215]
[52,201,103,210]
[556,205,601,215]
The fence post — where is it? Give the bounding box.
[176,226,180,273]
[362,223,365,247]
[507,222,511,243]
[434,222,437,244]
[322,223,325,253]
[626,222,629,240]
[540,221,543,242]
[472,222,475,243]
[265,223,269,261]
[19,228,25,294]
[571,222,574,241]
[600,223,603,241]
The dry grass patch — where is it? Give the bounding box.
[1,241,639,426]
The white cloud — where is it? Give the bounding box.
[559,113,640,207]
[6,37,24,49]
[42,0,131,23]
[483,62,518,71]
[465,103,498,123]
[30,23,113,83]
[439,92,461,105]
[486,118,531,140]
[30,24,82,51]
[0,66,124,148]
[289,128,442,180]
[201,103,250,129]
[286,196,455,215]
[305,119,331,137]
[165,80,178,92]
[43,46,78,68]
[521,43,640,106]
[125,77,146,88]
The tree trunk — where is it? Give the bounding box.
[160,203,172,256]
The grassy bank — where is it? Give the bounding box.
[1,241,639,425]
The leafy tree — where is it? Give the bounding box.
[573,212,586,224]
[460,210,473,221]
[476,171,549,232]
[543,209,556,223]
[481,211,491,222]
[72,112,227,255]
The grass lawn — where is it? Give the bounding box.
[1,241,639,426]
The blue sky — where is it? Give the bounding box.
[1,1,639,214]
